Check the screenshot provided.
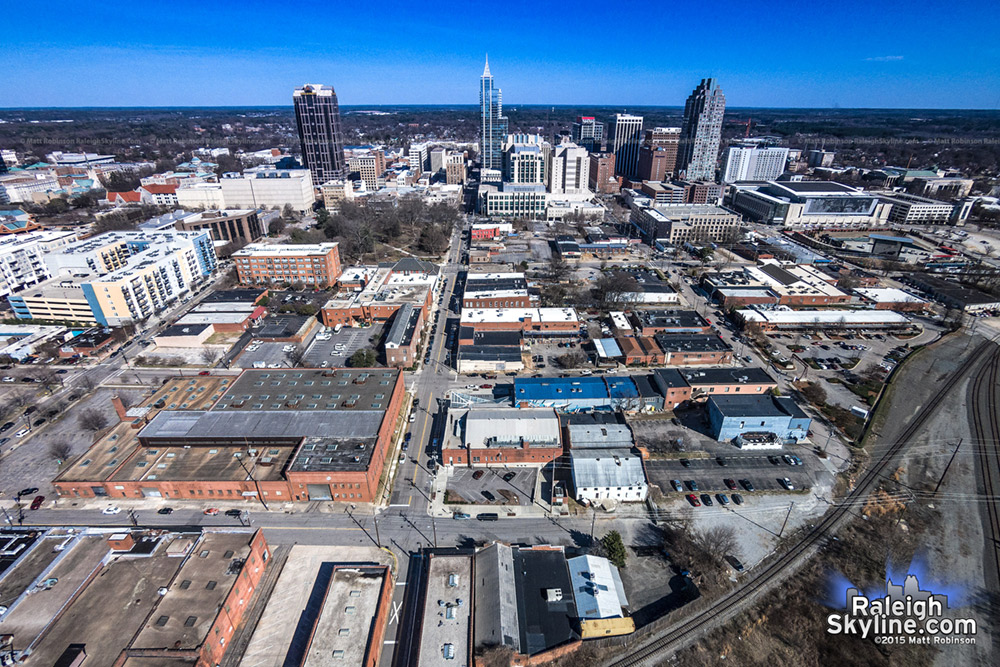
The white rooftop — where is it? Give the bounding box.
[460,307,578,324]
[567,555,629,620]
[855,288,928,304]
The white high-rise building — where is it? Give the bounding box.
[548,140,591,195]
[611,114,643,179]
[722,144,789,182]
[408,142,431,176]
[503,134,549,186]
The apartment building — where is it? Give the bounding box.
[0,230,78,297]
[348,151,387,191]
[233,242,342,287]
[630,203,741,244]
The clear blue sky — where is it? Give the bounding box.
[3,0,998,108]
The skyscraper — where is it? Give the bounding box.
[571,116,604,152]
[293,84,347,185]
[548,139,590,194]
[611,114,643,179]
[678,78,726,182]
[480,56,509,171]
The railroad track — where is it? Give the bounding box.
[970,345,1000,627]
[607,340,999,667]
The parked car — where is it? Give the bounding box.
[725,555,745,573]
[18,487,38,497]
[14,428,29,438]
[203,508,220,515]
[724,478,737,490]
[102,506,121,515]
[671,480,683,492]
[198,370,211,376]
[732,493,744,505]
[157,507,174,515]
[0,422,14,432]
[700,494,714,507]
[779,477,795,490]
[30,495,45,510]
[686,480,699,491]
[224,509,242,517]
[472,470,485,480]
[686,494,701,507]
[679,459,691,468]
[476,513,498,521]
[739,479,755,492]
[481,490,496,502]
[716,493,730,506]
[502,471,516,482]
[453,512,471,520]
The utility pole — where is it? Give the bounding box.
[778,501,794,538]
[431,516,438,548]
[590,506,597,546]
[236,442,269,510]
[372,505,382,548]
[932,439,962,496]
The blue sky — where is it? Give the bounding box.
[3,0,998,108]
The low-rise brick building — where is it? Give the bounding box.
[442,407,563,466]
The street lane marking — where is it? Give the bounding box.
[395,582,407,586]
[389,600,403,624]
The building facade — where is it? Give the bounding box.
[480,57,509,171]
[722,144,789,182]
[572,116,604,152]
[548,140,590,195]
[233,242,342,287]
[678,78,726,181]
[293,83,347,184]
[589,153,617,194]
[611,114,643,179]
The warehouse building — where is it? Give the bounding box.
[707,394,811,443]
[441,407,563,466]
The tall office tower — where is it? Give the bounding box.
[430,147,447,174]
[571,116,604,152]
[548,140,591,194]
[611,114,643,179]
[408,142,431,176]
[722,144,790,182]
[678,78,726,182]
[589,153,617,194]
[636,145,672,182]
[347,150,386,191]
[293,84,347,185]
[643,127,681,176]
[479,56,509,171]
[503,134,548,185]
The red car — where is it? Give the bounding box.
[686,494,702,507]
[724,479,737,490]
[203,508,220,515]
[480,384,493,389]
[30,495,45,510]
[198,370,211,376]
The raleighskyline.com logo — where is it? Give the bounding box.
[827,574,977,645]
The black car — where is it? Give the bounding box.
[716,456,728,466]
[700,493,714,507]
[481,490,496,502]
[739,479,755,492]
[679,459,692,468]
[476,513,499,521]
[732,493,744,505]
[157,507,174,515]
[725,555,745,573]
[18,487,39,497]
[24,406,37,415]
[502,471,516,482]
[32,418,46,428]
[225,509,242,517]
[0,422,14,433]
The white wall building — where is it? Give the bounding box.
[548,140,591,195]
[177,167,315,212]
[571,449,648,502]
[722,144,789,183]
[0,231,79,297]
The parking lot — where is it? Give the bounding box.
[302,325,382,367]
[645,454,815,497]
[233,341,296,369]
[445,466,537,506]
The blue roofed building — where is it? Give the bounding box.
[707,394,810,443]
[514,376,643,412]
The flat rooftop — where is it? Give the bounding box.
[418,555,472,667]
[302,566,389,666]
[233,242,338,257]
[681,366,776,386]
[653,333,731,352]
[240,546,393,667]
[132,532,253,651]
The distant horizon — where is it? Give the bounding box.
[3,104,999,112]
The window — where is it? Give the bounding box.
[345,606,356,615]
[206,580,217,590]
[184,616,198,627]
[155,615,169,627]
[338,628,350,636]
[179,580,191,590]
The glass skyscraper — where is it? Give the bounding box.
[679,78,726,182]
[479,57,508,171]
[293,83,347,185]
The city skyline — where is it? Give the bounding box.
[3,0,999,109]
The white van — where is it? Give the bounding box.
[15,428,30,438]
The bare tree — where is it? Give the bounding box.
[200,347,222,366]
[78,374,98,393]
[117,391,137,410]
[78,408,109,432]
[49,442,73,462]
[9,390,30,410]
[284,346,305,367]
[694,525,741,562]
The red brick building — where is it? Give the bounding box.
[441,407,563,466]
[616,335,666,365]
[233,242,342,288]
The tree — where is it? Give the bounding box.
[600,530,628,569]
[418,225,448,254]
[315,208,331,226]
[800,381,827,405]
[281,203,296,221]
[78,408,109,432]
[284,346,305,367]
[44,198,70,215]
[100,170,141,192]
[8,391,30,410]
[78,374,98,393]
[350,348,377,367]
[557,350,587,369]
[49,442,73,463]
[268,219,287,237]
[548,254,571,281]
[693,526,740,563]
[593,272,640,310]
[200,347,222,366]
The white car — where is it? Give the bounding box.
[780,478,795,490]
[1,377,14,383]
[14,428,30,438]
[102,506,122,515]
[320,361,329,368]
